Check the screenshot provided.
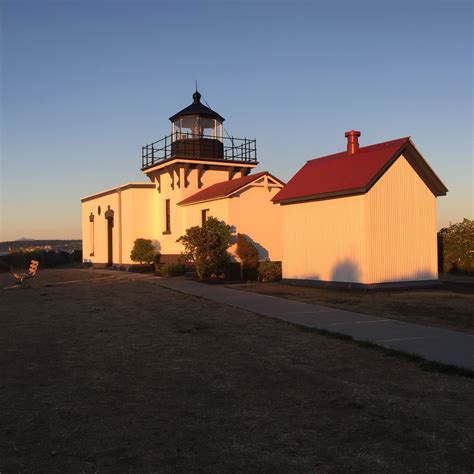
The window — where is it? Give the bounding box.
[163,199,171,234]
[201,208,209,226]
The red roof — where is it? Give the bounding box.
[178,171,282,206]
[273,137,447,204]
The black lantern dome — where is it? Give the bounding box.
[169,91,225,123]
[170,90,225,159]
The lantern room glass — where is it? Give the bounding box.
[172,115,223,142]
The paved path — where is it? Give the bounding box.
[150,278,474,371]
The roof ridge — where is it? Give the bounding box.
[308,137,410,163]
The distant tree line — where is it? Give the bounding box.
[0,249,82,270]
[0,239,82,252]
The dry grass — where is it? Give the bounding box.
[1,269,473,472]
[230,280,474,334]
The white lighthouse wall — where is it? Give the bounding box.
[81,192,120,265]
[229,183,283,261]
[81,184,156,266]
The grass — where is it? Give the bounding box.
[230,280,474,334]
[294,324,474,379]
[1,269,473,472]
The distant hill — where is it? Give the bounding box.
[0,240,82,252]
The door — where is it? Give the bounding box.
[106,217,113,266]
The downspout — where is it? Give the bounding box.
[118,187,122,265]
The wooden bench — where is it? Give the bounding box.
[11,260,40,286]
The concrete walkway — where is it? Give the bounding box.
[151,278,474,371]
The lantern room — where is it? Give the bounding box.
[141,90,258,170]
[170,91,224,140]
[169,91,224,160]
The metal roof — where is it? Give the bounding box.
[169,91,225,122]
[178,171,284,206]
[273,137,448,204]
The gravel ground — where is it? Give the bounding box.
[1,270,473,472]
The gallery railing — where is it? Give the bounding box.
[141,132,257,169]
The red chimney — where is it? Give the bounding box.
[345,130,361,155]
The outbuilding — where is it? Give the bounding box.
[272,131,448,288]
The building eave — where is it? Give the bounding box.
[80,182,155,203]
[142,156,258,174]
[178,172,285,207]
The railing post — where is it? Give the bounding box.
[151,143,154,164]
[232,137,235,160]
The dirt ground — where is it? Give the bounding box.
[231,278,474,335]
[1,269,473,472]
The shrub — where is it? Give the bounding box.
[177,217,232,279]
[257,261,282,282]
[128,264,155,273]
[438,219,474,273]
[73,250,83,263]
[159,263,186,277]
[0,259,12,273]
[45,250,58,267]
[1,250,46,269]
[130,238,155,265]
[236,233,259,279]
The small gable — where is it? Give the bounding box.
[178,172,284,206]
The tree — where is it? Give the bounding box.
[130,238,155,265]
[177,217,232,279]
[438,218,474,273]
[236,233,259,279]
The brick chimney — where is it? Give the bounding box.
[345,130,361,155]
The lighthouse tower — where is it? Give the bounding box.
[141,90,264,258]
[142,90,257,190]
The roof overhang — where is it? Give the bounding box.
[81,182,155,203]
[178,172,285,207]
[142,156,258,174]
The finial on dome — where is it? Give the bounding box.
[193,90,201,103]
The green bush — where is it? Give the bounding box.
[236,233,259,279]
[73,250,83,263]
[128,264,155,273]
[177,217,232,279]
[159,263,186,277]
[257,261,282,282]
[130,238,155,265]
[438,219,474,273]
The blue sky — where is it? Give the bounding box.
[1,0,472,240]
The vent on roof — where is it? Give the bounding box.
[345,130,361,155]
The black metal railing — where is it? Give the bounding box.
[141,132,257,169]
